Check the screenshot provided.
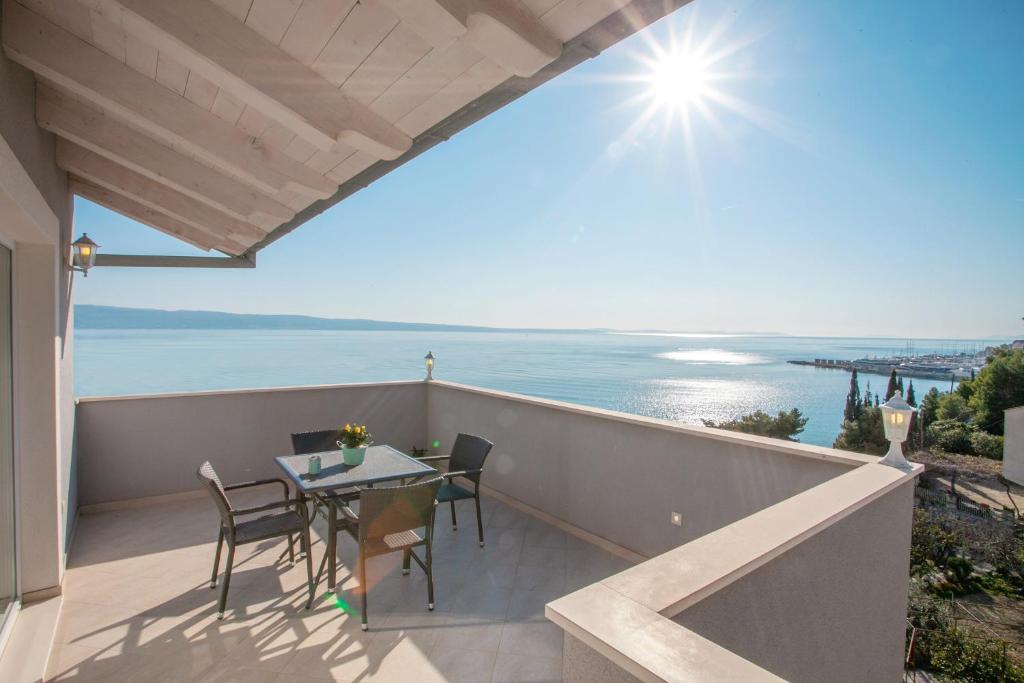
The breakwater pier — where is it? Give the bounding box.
[788,354,981,381]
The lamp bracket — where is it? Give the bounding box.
[92,253,256,269]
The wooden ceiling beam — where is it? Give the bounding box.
[2,0,336,199]
[70,178,249,254]
[86,0,413,160]
[57,139,267,243]
[375,0,562,77]
[36,85,293,230]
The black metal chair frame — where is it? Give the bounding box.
[309,476,442,631]
[196,461,314,619]
[418,433,493,547]
[288,429,362,557]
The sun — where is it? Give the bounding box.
[648,51,712,111]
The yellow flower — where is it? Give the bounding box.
[343,424,351,432]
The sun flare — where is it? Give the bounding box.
[648,51,712,111]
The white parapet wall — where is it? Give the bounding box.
[75,381,427,507]
[426,380,872,558]
[1004,406,1024,485]
[548,462,920,683]
[73,379,919,682]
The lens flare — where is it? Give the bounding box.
[648,51,712,111]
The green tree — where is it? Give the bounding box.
[937,393,972,423]
[844,369,862,422]
[957,375,975,402]
[885,368,899,401]
[967,348,1024,435]
[834,406,889,455]
[703,409,809,442]
[906,380,917,406]
[921,387,942,426]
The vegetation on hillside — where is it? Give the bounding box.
[826,346,1024,678]
[702,408,808,441]
[834,347,1023,458]
[907,501,1024,681]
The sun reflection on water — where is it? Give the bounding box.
[624,378,783,425]
[657,349,770,365]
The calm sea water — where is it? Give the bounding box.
[74,330,1002,447]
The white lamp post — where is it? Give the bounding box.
[879,390,914,470]
[70,233,99,276]
[424,351,435,381]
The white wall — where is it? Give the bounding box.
[1003,407,1024,485]
[427,381,862,558]
[0,22,73,599]
[75,382,428,506]
[673,482,914,682]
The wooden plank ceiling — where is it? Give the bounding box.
[1,0,666,256]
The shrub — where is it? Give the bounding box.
[926,626,1024,682]
[945,555,974,587]
[911,508,961,572]
[833,406,888,455]
[908,580,951,631]
[927,419,976,455]
[971,431,1005,460]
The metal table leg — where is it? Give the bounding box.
[327,500,337,593]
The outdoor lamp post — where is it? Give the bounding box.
[879,389,914,470]
[424,351,435,380]
[70,233,99,276]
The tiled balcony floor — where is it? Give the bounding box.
[47,489,632,682]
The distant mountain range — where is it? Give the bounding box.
[74,305,605,333]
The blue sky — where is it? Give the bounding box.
[73,0,1024,338]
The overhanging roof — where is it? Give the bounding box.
[2,0,689,261]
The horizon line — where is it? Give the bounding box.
[73,304,1020,341]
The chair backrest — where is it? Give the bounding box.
[196,461,233,529]
[357,477,442,542]
[449,433,494,480]
[291,429,341,455]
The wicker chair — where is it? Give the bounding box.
[418,433,493,547]
[328,476,442,630]
[196,461,313,619]
[290,429,341,457]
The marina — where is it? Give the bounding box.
[788,349,992,381]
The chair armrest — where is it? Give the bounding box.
[335,503,359,525]
[416,455,450,462]
[224,478,290,499]
[443,468,483,479]
[231,498,303,516]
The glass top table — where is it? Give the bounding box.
[275,444,440,597]
[275,444,437,494]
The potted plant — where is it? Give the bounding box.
[337,423,372,466]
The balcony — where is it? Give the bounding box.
[57,379,920,682]
[52,480,629,682]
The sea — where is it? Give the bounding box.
[73,330,1005,448]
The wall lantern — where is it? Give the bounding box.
[70,233,99,276]
[424,351,435,381]
[879,390,914,470]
